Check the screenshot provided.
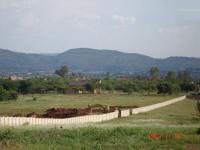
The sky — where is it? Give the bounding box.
[0,0,200,58]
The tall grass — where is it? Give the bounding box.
[0,127,199,150]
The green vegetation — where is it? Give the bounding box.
[0,65,199,149]
[0,127,199,150]
[0,94,177,116]
[55,65,69,78]
[0,86,18,101]
[0,96,199,150]
[157,82,180,95]
[150,66,160,80]
[197,100,200,115]
[0,67,199,101]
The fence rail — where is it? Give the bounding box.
[0,96,186,127]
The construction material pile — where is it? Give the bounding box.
[23,104,138,119]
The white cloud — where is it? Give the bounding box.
[112,15,136,25]
[73,13,102,30]
[158,26,190,33]
[82,14,101,20]
[177,9,200,13]
[17,14,40,33]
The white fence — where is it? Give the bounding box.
[0,96,186,127]
[0,110,119,127]
[120,109,130,117]
[131,96,186,114]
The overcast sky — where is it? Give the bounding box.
[0,0,200,58]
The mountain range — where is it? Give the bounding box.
[0,48,200,74]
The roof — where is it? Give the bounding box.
[69,80,89,86]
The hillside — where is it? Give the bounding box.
[0,48,200,73]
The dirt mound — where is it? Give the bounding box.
[42,108,91,118]
[17,104,138,119]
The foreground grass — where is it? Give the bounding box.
[0,127,199,150]
[103,99,200,126]
[0,95,198,149]
[0,94,178,116]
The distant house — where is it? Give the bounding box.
[67,80,88,94]
[69,80,89,86]
[93,79,102,94]
[68,80,102,94]
[95,79,102,84]
[8,75,23,81]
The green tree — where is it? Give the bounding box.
[177,71,191,82]
[145,83,157,95]
[55,65,69,78]
[18,80,32,94]
[157,82,180,95]
[84,83,95,91]
[0,79,19,91]
[105,72,111,80]
[165,71,177,82]
[102,80,114,91]
[122,81,137,95]
[150,67,160,80]
[9,91,18,100]
[180,82,197,92]
[0,86,9,101]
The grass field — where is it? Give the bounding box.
[0,94,178,116]
[0,127,199,150]
[0,94,199,149]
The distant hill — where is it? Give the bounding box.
[0,48,200,74]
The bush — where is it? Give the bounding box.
[0,86,18,101]
[197,128,200,135]
[180,82,197,92]
[84,83,95,91]
[33,97,37,101]
[8,91,18,100]
[0,79,19,91]
[122,81,138,95]
[157,82,180,95]
[18,80,32,94]
[197,100,200,115]
[0,86,9,101]
[56,86,66,94]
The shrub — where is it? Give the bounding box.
[0,86,9,101]
[197,128,200,135]
[33,97,37,101]
[84,83,94,91]
[0,86,18,101]
[56,86,66,94]
[8,91,18,100]
[157,82,180,95]
[122,81,138,95]
[197,100,200,115]
[18,80,32,94]
[180,82,197,92]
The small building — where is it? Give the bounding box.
[67,80,89,94]
[68,80,102,94]
[8,75,23,81]
[93,88,102,94]
[69,80,89,87]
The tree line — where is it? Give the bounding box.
[0,66,199,101]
